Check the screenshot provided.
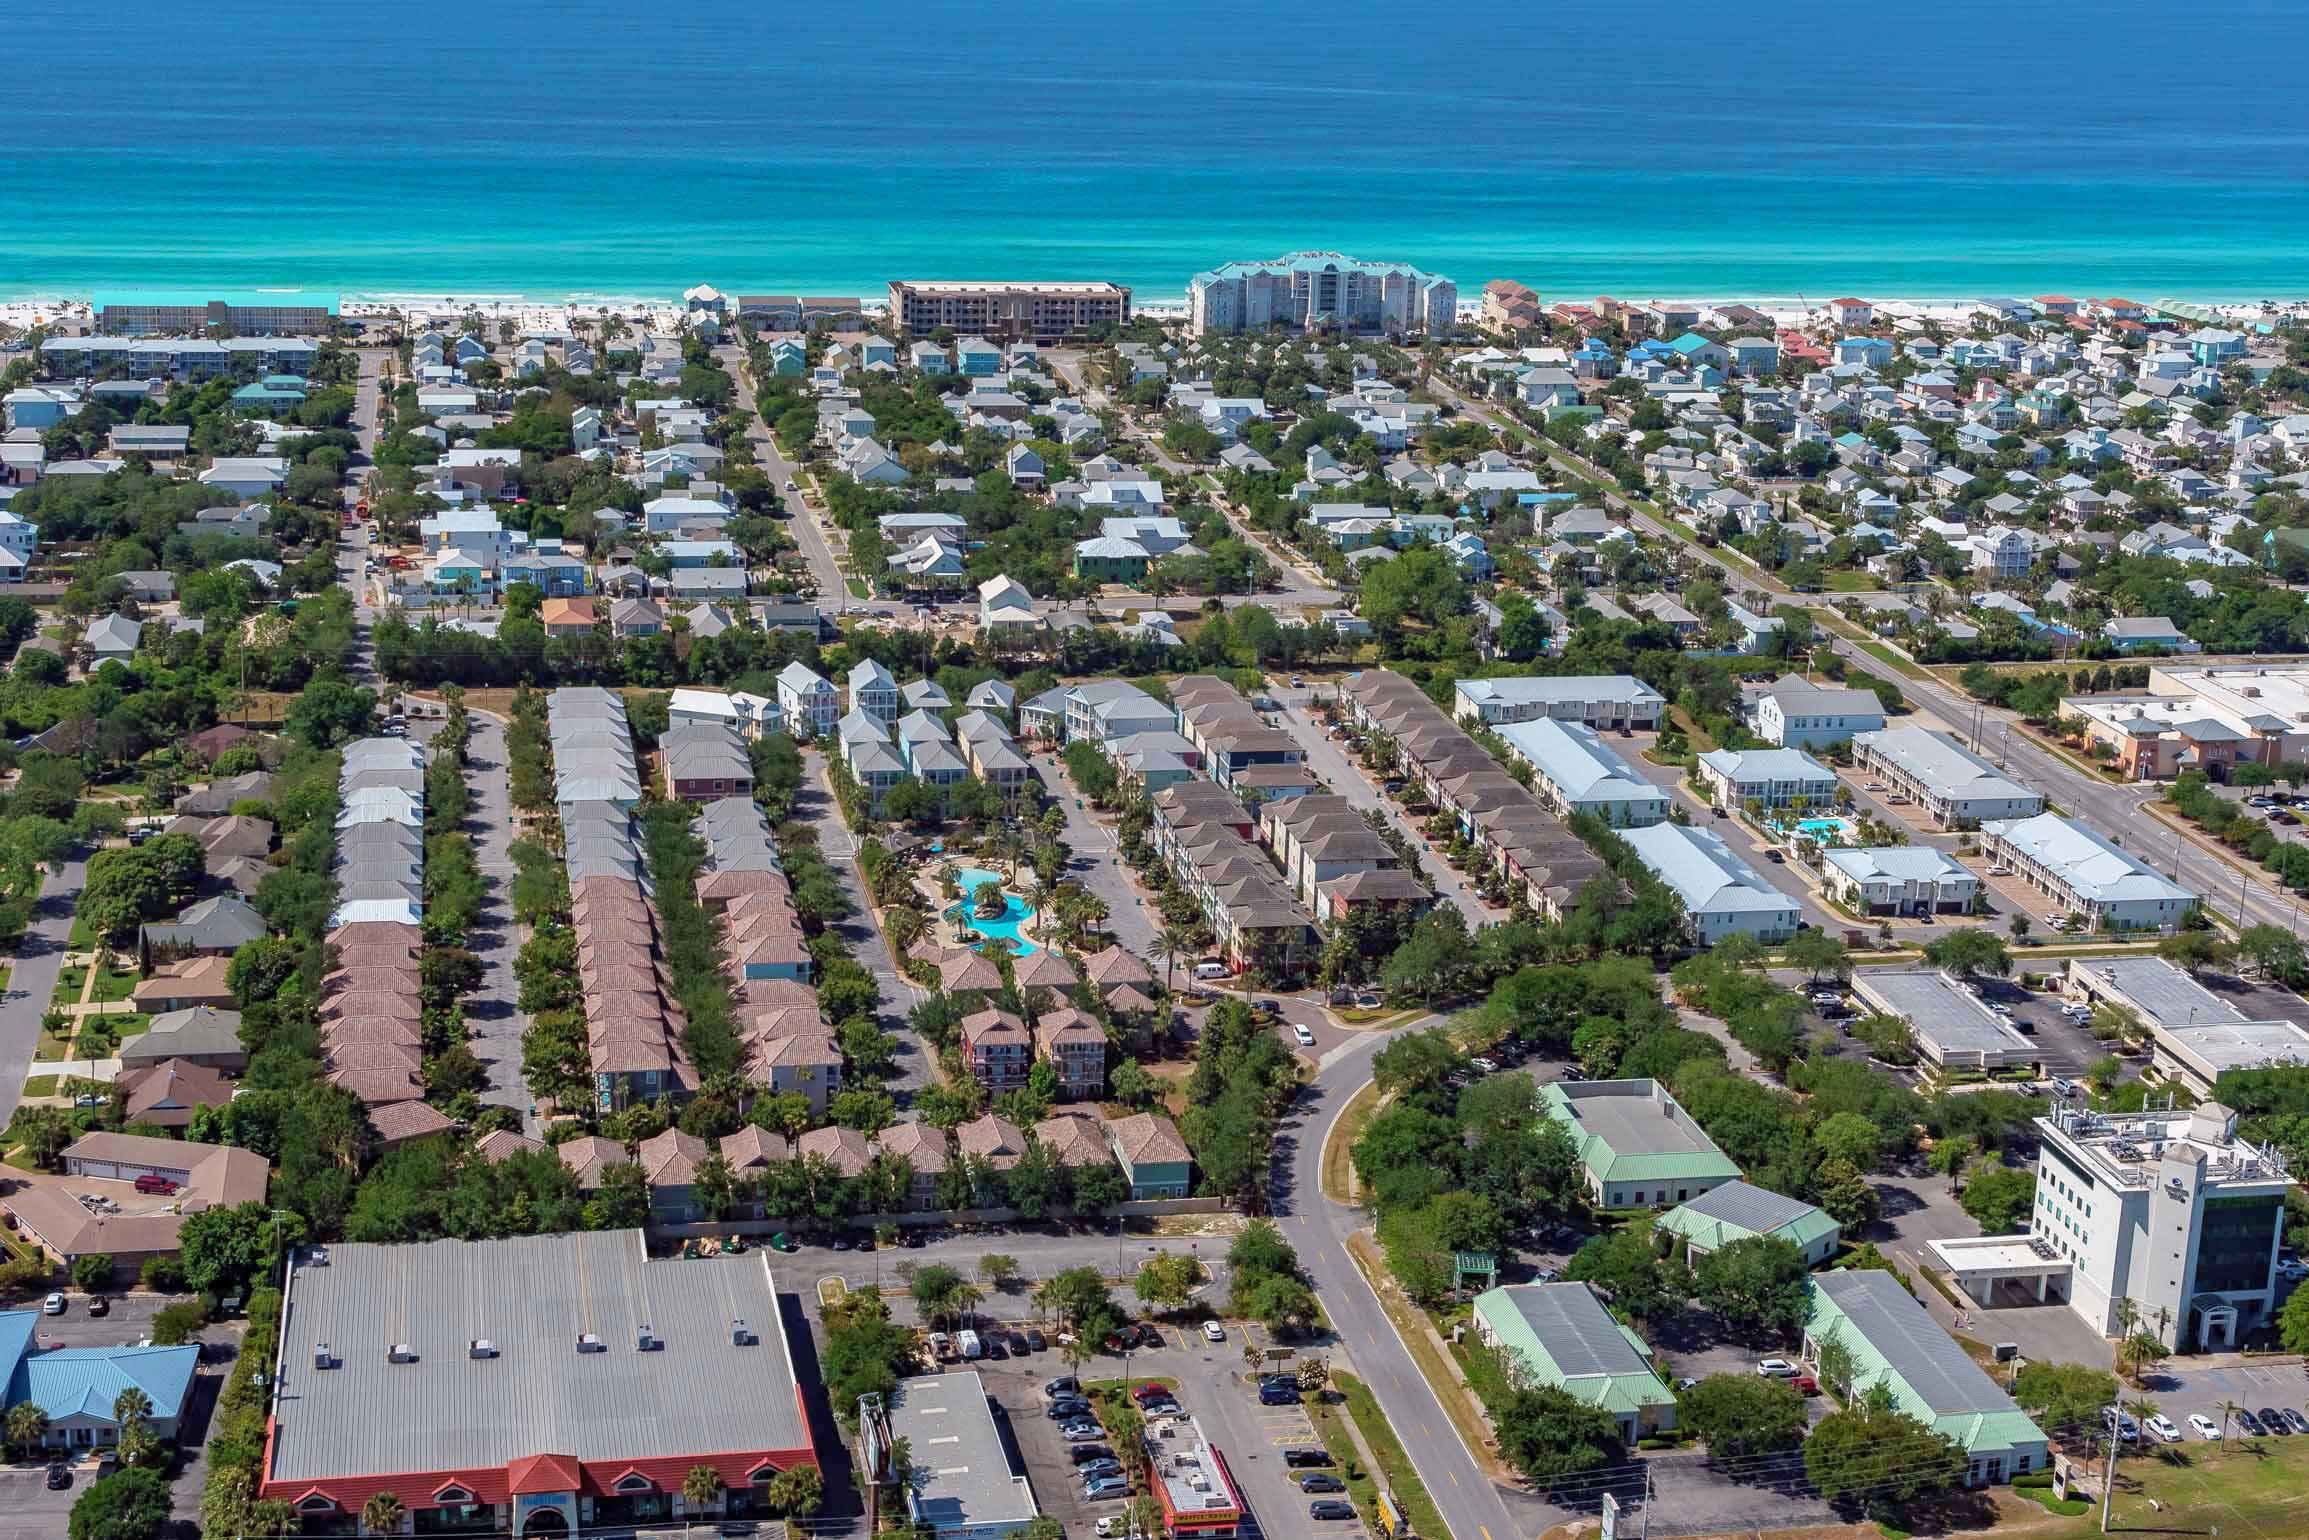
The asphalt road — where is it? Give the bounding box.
[794,751,933,1103]
[436,711,535,1128]
[0,855,85,1130]
[716,342,864,608]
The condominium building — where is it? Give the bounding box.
[1188,252,1456,337]
[1451,674,1666,729]
[93,289,338,335]
[1976,812,2196,932]
[1495,718,1670,827]
[886,281,1130,343]
[1851,728,2044,827]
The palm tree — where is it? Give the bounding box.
[886,906,926,954]
[5,1402,48,1459]
[360,1491,406,1537]
[112,1386,152,1433]
[1155,924,1193,993]
[682,1464,726,1515]
[951,1280,986,1330]
[2216,1398,2247,1452]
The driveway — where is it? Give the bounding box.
[795,752,932,1102]
[0,855,86,1128]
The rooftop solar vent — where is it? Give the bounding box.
[313,1343,333,1371]
[469,1339,497,1359]
[637,1326,661,1352]
[576,1333,606,1354]
[386,1344,417,1364]
[732,1318,757,1347]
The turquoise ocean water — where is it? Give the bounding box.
[5,0,2308,302]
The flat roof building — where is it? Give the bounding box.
[872,1372,1037,1540]
[2062,956,2309,1095]
[1619,821,1802,944]
[1538,1078,1741,1210]
[1851,969,2037,1072]
[1190,251,1454,338]
[94,289,338,335]
[1655,1179,1841,1267]
[1450,674,1666,729]
[261,1231,814,1529]
[887,281,1130,343]
[1470,1282,1676,1443]
[1803,1270,2047,1486]
[1852,728,2043,827]
[1978,812,2196,933]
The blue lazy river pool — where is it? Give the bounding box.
[949,865,1039,955]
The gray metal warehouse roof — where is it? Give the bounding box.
[886,1371,1036,1535]
[267,1231,810,1481]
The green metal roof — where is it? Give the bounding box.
[1806,1272,2047,1458]
[1472,1284,1674,1418]
[1538,1080,1743,1187]
[1655,1180,1841,1254]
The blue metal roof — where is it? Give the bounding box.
[2,1311,200,1424]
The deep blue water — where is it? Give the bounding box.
[5,0,2308,300]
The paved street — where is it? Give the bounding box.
[0,856,84,1129]
[717,342,879,611]
[1268,692,1488,925]
[1036,749,1159,958]
[795,752,932,1102]
[441,711,535,1128]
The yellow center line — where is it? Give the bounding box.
[1448,1469,1459,1487]
[1480,1528,1493,1540]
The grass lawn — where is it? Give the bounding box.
[50,966,87,1008]
[1333,1372,1450,1540]
[1321,1079,1381,1203]
[1822,569,1875,592]
[1342,1233,1501,1473]
[20,1074,58,1097]
[67,910,105,950]
[1304,1385,1391,1531]
[90,964,140,1004]
[2106,1436,2309,1536]
[1858,641,1928,680]
[845,578,869,599]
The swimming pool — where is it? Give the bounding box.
[1787,815,1859,843]
[948,865,1040,955]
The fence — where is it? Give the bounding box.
[647,1195,1230,1241]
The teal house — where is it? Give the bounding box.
[1106,1112,1191,1198]
[1470,1283,1677,1443]
[768,339,807,377]
[1655,1179,1841,1266]
[231,376,308,416]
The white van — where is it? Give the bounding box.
[1193,961,1229,981]
[957,1329,984,1360]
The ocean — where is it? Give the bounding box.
[5,0,2308,302]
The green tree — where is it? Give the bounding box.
[1691,1236,1811,1340]
[5,1401,48,1458]
[1921,927,2011,979]
[1959,1163,2037,1233]
[1812,1111,1884,1172]
[68,1468,173,1540]
[1135,1252,1203,1314]
[1678,1373,1807,1458]
[1802,1402,1967,1517]
[1565,1225,1674,1322]
[1493,1382,1624,1486]
[2012,1361,2121,1436]
[70,1253,114,1294]
[1783,929,1850,983]
[2281,1275,2309,1355]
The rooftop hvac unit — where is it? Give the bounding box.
[305,1246,330,1266]
[386,1344,417,1364]
[313,1343,333,1371]
[469,1339,497,1359]
[576,1333,606,1354]
[637,1326,661,1352]
[732,1318,757,1347]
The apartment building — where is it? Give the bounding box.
[1852,728,2044,827]
[1977,812,2196,932]
[887,281,1130,343]
[93,289,337,335]
[1450,675,1666,730]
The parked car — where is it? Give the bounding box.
[2145,1414,2182,1442]
[2257,1407,2288,1435]
[1298,1474,1346,1493]
[957,1329,984,1360]
[1048,1398,1091,1421]
[2104,1408,2140,1442]
[1756,1358,1799,1379]
[1044,1377,1080,1398]
[2235,1409,2266,1437]
[1309,1501,1356,1522]
[1260,1383,1301,1406]
[1293,1023,1317,1047]
[1131,1383,1173,1405]
[1084,1476,1132,1500]
[1283,1447,1334,1468]
[46,1464,70,1490]
[1026,1329,1048,1352]
[1062,1423,1105,1443]
[87,1296,108,1317]
[927,1331,953,1359]
[2189,1414,2223,1440]
[1078,1459,1124,1480]
[2283,1408,2309,1435]
[1070,1444,1116,1466]
[1007,1330,1030,1355]
[1203,1320,1226,1342]
[41,1293,65,1315]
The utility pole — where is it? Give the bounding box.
[2100,1400,2120,1533]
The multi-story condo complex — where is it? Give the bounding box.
[886,281,1130,343]
[1188,251,1456,337]
[92,289,338,335]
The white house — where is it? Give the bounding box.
[774,663,839,738]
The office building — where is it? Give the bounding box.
[2063,956,2309,1095]
[259,1232,816,1529]
[1934,1102,2294,1351]
[864,1372,1038,1540]
[1850,969,2036,1073]
[1469,1282,1676,1443]
[1803,1270,2047,1486]
[1538,1078,1741,1209]
[1655,1180,1840,1266]
[887,281,1130,343]
[1189,252,1455,337]
[93,289,338,335]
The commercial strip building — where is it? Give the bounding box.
[1818,846,1978,916]
[1145,1411,1247,1540]
[1695,747,1839,812]
[1932,1102,2294,1351]
[2061,956,2309,1095]
[2058,662,2309,780]
[1851,728,2044,827]
[864,1372,1037,1540]
[1850,969,2036,1073]
[1538,1078,1741,1210]
[1619,821,1802,944]
[1188,251,1455,338]
[1655,1180,1840,1266]
[1450,674,1666,730]
[1339,670,1612,918]
[1977,813,2197,932]
[886,281,1130,343]
[259,1232,815,1530]
[1802,1270,2048,1486]
[1496,717,1669,827]
[93,288,339,334]
[1469,1282,1677,1443]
